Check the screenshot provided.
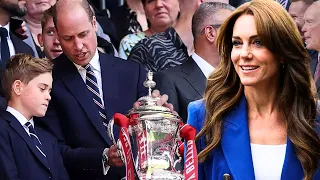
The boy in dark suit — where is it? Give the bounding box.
[0,54,69,180]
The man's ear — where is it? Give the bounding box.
[92,16,98,32]
[205,27,216,43]
[12,80,24,96]
[37,33,44,47]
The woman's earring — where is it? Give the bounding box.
[281,63,285,69]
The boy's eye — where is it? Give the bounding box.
[46,30,54,36]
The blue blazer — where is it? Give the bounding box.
[36,52,147,179]
[0,111,69,180]
[187,97,320,180]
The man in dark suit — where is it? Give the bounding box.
[154,2,234,122]
[37,0,149,179]
[302,1,320,97]
[0,54,69,180]
[0,0,34,111]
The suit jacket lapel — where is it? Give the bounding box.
[280,138,304,179]
[221,95,255,180]
[99,52,119,120]
[37,128,54,174]
[3,112,50,170]
[182,57,206,97]
[58,54,111,145]
[11,32,28,54]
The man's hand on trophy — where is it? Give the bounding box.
[107,145,125,166]
[133,89,177,114]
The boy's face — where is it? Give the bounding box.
[18,72,52,119]
[38,16,62,60]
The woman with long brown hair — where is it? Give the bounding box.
[187,0,320,179]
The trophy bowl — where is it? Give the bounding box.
[108,71,197,180]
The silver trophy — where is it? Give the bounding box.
[108,71,198,180]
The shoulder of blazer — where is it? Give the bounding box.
[99,51,142,69]
[10,32,34,56]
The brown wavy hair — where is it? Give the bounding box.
[196,0,320,179]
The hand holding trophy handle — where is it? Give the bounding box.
[108,113,135,180]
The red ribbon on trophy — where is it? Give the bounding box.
[180,124,198,180]
[130,113,148,172]
[113,113,135,180]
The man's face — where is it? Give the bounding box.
[288,1,310,41]
[0,0,27,17]
[56,6,98,66]
[302,3,320,51]
[25,0,56,17]
[38,16,62,60]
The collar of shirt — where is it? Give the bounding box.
[192,52,214,78]
[0,23,11,39]
[73,49,100,72]
[6,106,34,127]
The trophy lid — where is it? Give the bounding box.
[128,71,181,122]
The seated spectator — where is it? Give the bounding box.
[154,2,234,122]
[288,0,313,42]
[21,0,56,58]
[37,7,62,60]
[110,0,148,47]
[118,0,179,59]
[0,54,69,180]
[128,0,229,72]
[302,0,320,97]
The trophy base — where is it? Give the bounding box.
[138,169,184,180]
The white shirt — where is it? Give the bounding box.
[251,144,287,180]
[73,49,104,106]
[0,23,16,59]
[6,106,34,136]
[192,53,214,78]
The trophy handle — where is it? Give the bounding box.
[107,117,118,146]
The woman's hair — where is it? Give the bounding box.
[196,0,320,179]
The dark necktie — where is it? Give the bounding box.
[25,122,47,157]
[277,0,288,8]
[0,27,10,64]
[83,64,108,128]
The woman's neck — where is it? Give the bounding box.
[25,18,42,46]
[144,25,167,36]
[244,81,280,117]
[25,16,42,31]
